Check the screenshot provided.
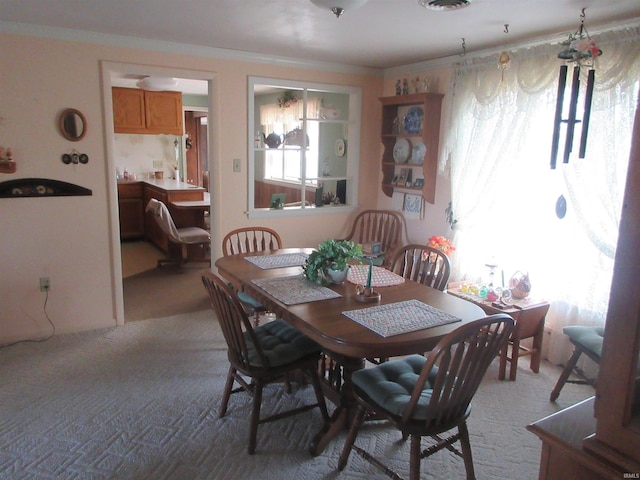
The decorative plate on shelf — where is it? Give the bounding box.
[410,141,426,165]
[404,107,423,134]
[392,138,410,163]
[335,138,346,157]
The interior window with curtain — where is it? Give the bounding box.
[442,27,640,364]
[260,98,321,184]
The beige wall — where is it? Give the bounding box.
[0,32,381,342]
[0,31,453,343]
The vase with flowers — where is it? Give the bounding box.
[427,235,455,255]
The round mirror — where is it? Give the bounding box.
[59,108,87,141]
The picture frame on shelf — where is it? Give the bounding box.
[397,169,408,186]
[414,178,424,188]
[403,168,412,187]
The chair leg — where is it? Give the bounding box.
[409,435,422,480]
[458,422,476,480]
[219,365,236,418]
[338,405,366,470]
[248,380,263,454]
[550,347,582,401]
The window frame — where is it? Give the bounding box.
[247,76,361,219]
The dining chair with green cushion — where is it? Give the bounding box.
[221,226,283,324]
[338,313,515,480]
[549,325,605,401]
[340,209,406,268]
[201,271,329,454]
[390,244,451,291]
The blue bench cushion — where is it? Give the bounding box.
[245,319,320,368]
[562,326,605,358]
[352,354,439,420]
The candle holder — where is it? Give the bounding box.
[355,284,381,303]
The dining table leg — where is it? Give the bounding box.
[309,353,365,456]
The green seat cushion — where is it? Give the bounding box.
[563,325,605,358]
[237,290,263,310]
[352,354,439,420]
[245,319,320,368]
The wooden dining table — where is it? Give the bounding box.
[215,248,486,455]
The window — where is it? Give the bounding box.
[443,28,640,363]
[248,77,361,218]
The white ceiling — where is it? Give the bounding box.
[2,0,639,80]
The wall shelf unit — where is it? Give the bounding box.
[379,92,443,204]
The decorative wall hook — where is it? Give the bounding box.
[459,38,466,57]
[61,149,89,165]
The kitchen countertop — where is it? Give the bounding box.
[118,178,204,192]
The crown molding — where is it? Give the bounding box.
[0,21,382,77]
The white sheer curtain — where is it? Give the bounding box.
[442,27,640,363]
[259,98,322,135]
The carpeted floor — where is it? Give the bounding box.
[0,310,593,480]
[123,265,210,322]
[121,239,211,322]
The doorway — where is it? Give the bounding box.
[183,108,209,187]
[103,62,216,325]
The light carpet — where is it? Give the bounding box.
[0,310,593,479]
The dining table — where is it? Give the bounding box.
[215,248,487,455]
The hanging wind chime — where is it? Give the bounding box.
[550,8,602,169]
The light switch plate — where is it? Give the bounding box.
[233,158,241,173]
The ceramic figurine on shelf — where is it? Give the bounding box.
[422,76,431,93]
[395,79,402,96]
[402,78,409,95]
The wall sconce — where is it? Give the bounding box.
[550,8,602,169]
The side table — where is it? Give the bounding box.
[448,288,550,381]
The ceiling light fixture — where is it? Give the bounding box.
[418,0,471,11]
[136,76,179,91]
[309,0,369,18]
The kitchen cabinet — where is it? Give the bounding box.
[379,93,443,204]
[112,87,183,135]
[117,182,144,240]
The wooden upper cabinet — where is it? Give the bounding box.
[112,87,183,135]
[112,87,146,133]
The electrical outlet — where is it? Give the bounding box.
[232,158,241,173]
[153,160,163,168]
[39,277,50,292]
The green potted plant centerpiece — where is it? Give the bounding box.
[303,239,362,285]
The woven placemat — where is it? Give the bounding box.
[252,275,341,305]
[342,299,461,337]
[347,264,405,287]
[244,253,308,269]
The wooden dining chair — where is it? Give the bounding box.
[221,226,283,324]
[390,244,451,291]
[338,313,515,480]
[340,209,405,268]
[222,226,282,256]
[201,271,329,454]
